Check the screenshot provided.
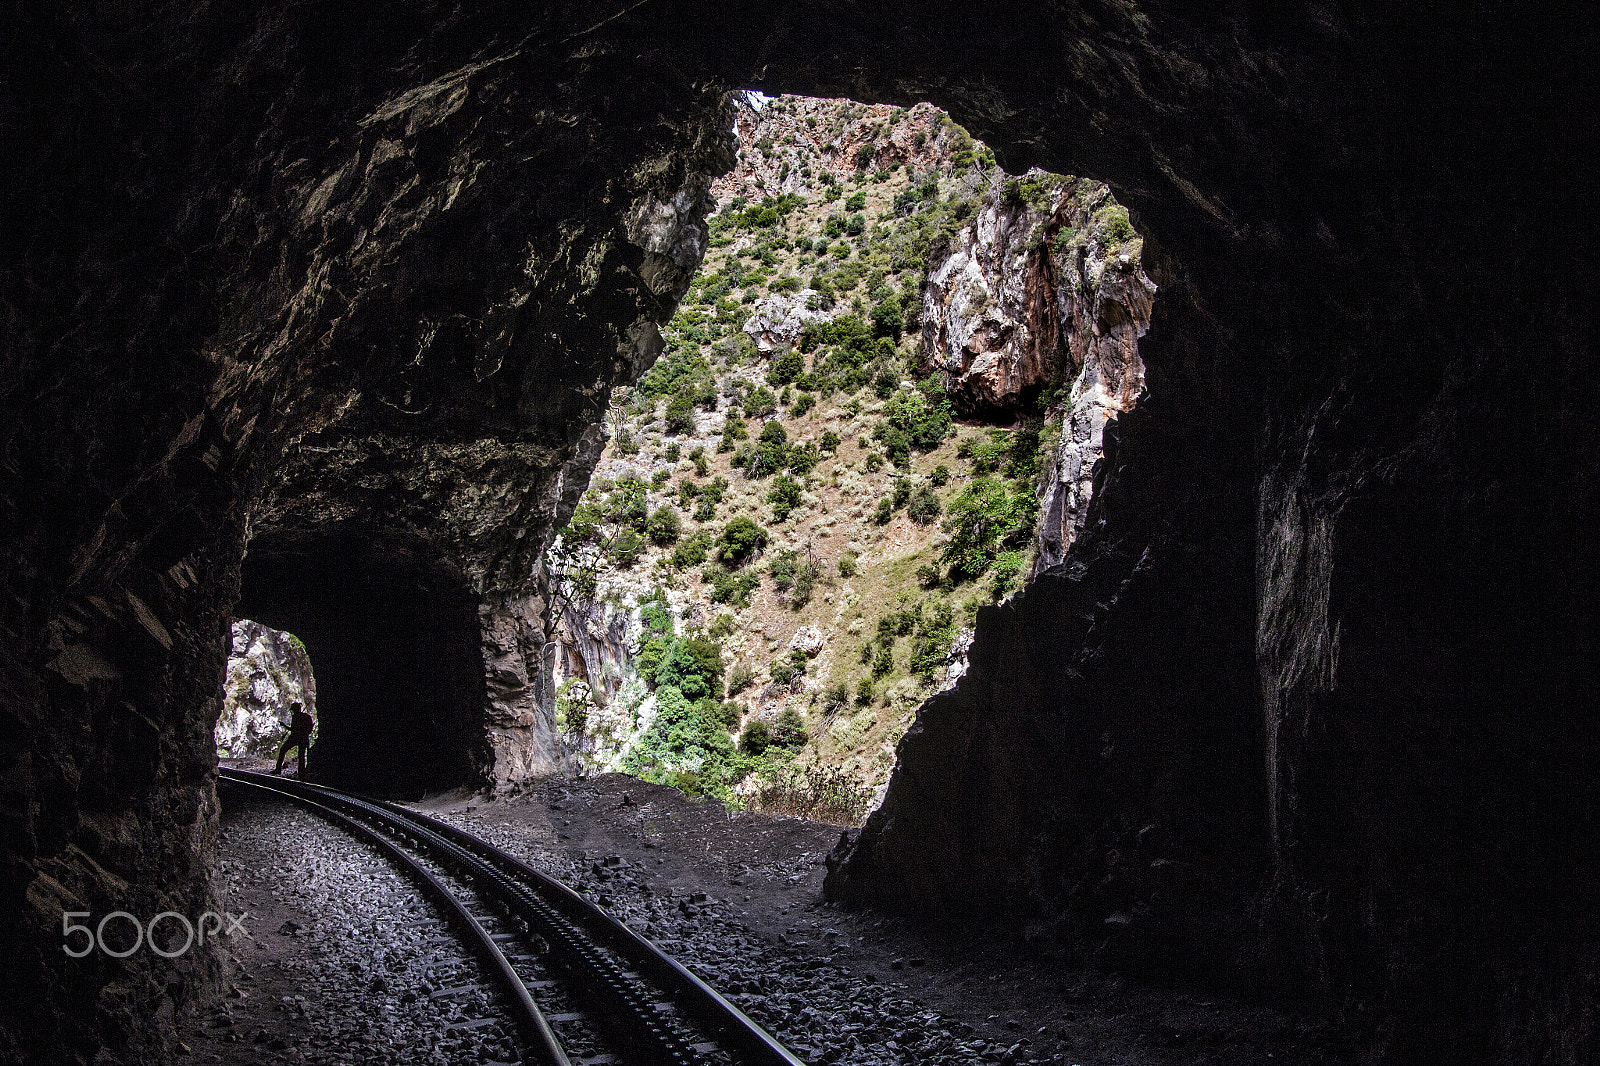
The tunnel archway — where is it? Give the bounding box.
[235,527,492,798]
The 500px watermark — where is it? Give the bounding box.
[62,910,250,958]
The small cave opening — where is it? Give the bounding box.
[234,528,490,798]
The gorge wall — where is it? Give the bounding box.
[214,621,316,760]
[3,2,1597,1063]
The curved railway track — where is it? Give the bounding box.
[218,768,806,1066]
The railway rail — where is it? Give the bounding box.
[218,768,806,1066]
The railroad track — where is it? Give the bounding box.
[218,768,805,1066]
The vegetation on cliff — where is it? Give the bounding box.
[544,93,1142,816]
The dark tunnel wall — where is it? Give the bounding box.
[235,532,490,798]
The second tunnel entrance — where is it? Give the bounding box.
[236,528,490,797]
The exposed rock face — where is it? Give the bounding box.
[715,96,951,198]
[923,180,1152,418]
[215,620,317,759]
[920,176,1154,570]
[741,291,834,353]
[922,183,1056,414]
[4,3,1598,1064]
[479,592,575,787]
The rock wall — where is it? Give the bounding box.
[1,5,733,1060]
[919,175,1155,570]
[214,621,317,759]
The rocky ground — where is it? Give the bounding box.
[182,771,1353,1066]
[176,786,522,1065]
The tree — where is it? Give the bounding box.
[940,476,1031,579]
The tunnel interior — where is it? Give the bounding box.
[235,528,490,798]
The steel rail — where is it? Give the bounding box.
[219,767,807,1066]
[217,771,571,1066]
[383,801,808,1066]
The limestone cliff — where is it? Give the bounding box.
[215,621,317,759]
[920,175,1154,571]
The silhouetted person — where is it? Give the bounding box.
[273,701,315,777]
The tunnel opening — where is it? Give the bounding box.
[215,618,318,764]
[235,527,491,798]
[537,89,1174,833]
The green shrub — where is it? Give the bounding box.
[769,548,821,607]
[646,506,682,544]
[689,445,709,476]
[665,393,696,435]
[664,442,681,463]
[740,720,772,755]
[910,601,956,681]
[767,475,803,522]
[837,553,858,578]
[873,498,894,525]
[820,430,841,453]
[1096,202,1137,243]
[767,350,805,386]
[871,299,903,340]
[728,664,756,694]
[930,464,951,486]
[845,213,866,236]
[719,516,768,562]
[791,392,816,417]
[702,698,742,734]
[640,348,715,399]
[871,643,894,678]
[707,567,761,606]
[907,484,942,525]
[865,452,885,472]
[770,649,808,685]
[612,528,644,566]
[823,682,851,715]
[772,706,809,748]
[872,368,898,400]
[744,386,778,419]
[991,549,1028,597]
[671,531,712,569]
[844,190,867,211]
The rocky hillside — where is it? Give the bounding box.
[540,94,1152,810]
[215,620,317,759]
